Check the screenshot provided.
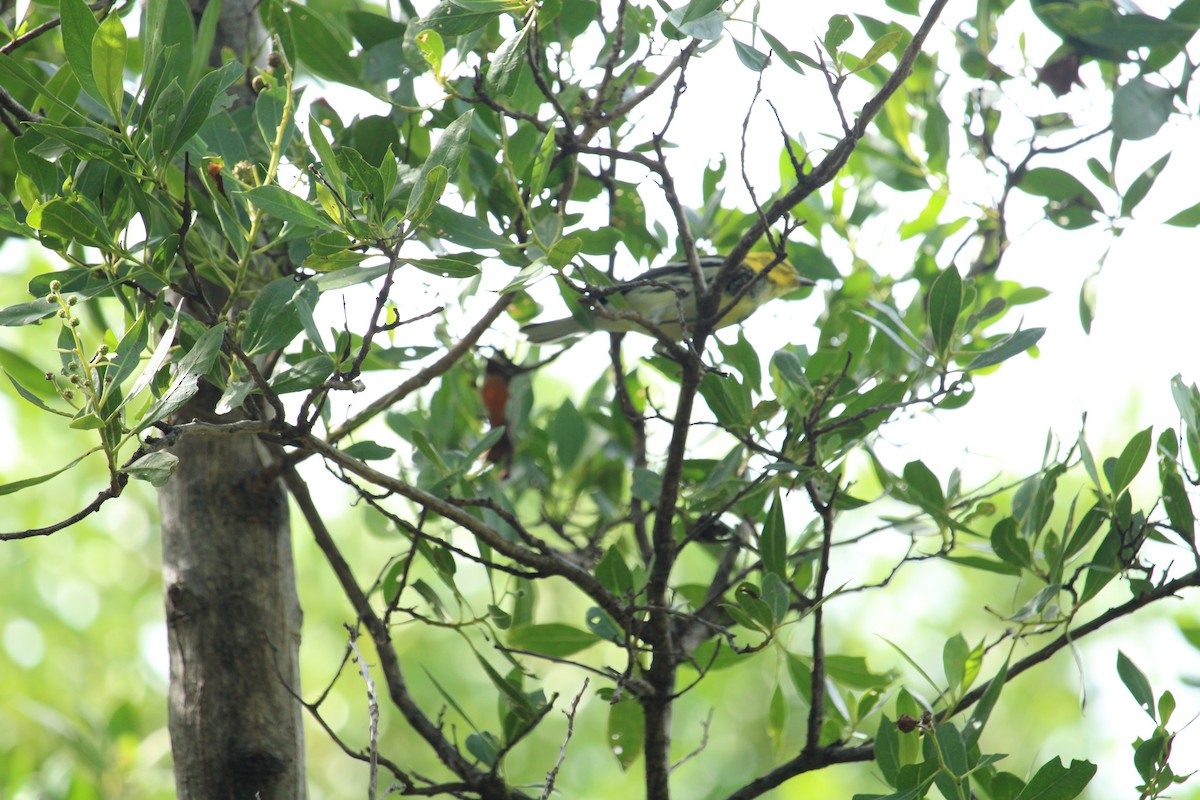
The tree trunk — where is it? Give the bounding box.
[158,4,305,796]
[160,417,305,798]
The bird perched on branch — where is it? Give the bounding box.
[520,253,813,343]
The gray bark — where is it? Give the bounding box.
[160,420,305,799]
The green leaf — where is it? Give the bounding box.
[241,278,318,355]
[188,0,222,90]
[879,637,940,696]
[1121,153,1170,217]
[465,731,500,766]
[585,607,622,643]
[29,122,125,167]
[1012,757,1096,800]
[1113,78,1174,142]
[421,204,512,250]
[1019,167,1101,208]
[286,2,360,86]
[964,659,1008,748]
[608,696,644,770]
[170,60,244,158]
[824,14,854,53]
[1078,272,1097,334]
[991,517,1031,568]
[341,441,395,461]
[269,354,335,393]
[415,28,445,73]
[403,254,485,279]
[856,30,904,72]
[1158,690,1176,726]
[29,199,112,250]
[1109,426,1152,494]
[92,12,127,119]
[932,722,968,776]
[927,265,962,359]
[0,449,97,495]
[1063,504,1106,560]
[240,185,334,229]
[732,38,769,71]
[876,715,902,786]
[595,546,634,595]
[507,623,599,658]
[1165,200,1200,227]
[547,237,583,270]
[61,0,101,104]
[631,467,662,503]
[418,1,512,36]
[135,323,227,431]
[768,683,787,748]
[699,371,750,430]
[406,164,449,222]
[4,371,63,415]
[474,653,536,720]
[423,666,479,729]
[1116,651,1156,720]
[551,398,588,468]
[336,146,385,210]
[0,55,81,119]
[487,20,530,97]
[760,494,787,579]
[901,460,945,512]
[942,633,969,691]
[1160,470,1194,543]
[734,582,775,632]
[528,127,557,196]
[0,296,62,327]
[407,110,474,220]
[759,29,807,74]
[101,310,150,402]
[666,5,726,39]
[964,327,1045,370]
[825,654,894,690]
[941,554,1020,576]
[120,451,179,487]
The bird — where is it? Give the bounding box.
[520,253,812,344]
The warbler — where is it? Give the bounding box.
[521,253,812,343]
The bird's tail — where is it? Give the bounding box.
[520,317,585,344]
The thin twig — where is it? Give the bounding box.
[347,624,381,800]
[328,293,513,444]
[0,475,127,540]
[540,678,589,800]
[670,708,714,772]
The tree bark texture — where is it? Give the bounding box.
[160,424,305,799]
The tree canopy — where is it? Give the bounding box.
[2,0,1200,798]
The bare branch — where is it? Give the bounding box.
[726,0,952,269]
[346,625,381,800]
[329,293,513,444]
[0,475,127,541]
[539,678,589,800]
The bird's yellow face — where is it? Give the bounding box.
[741,252,806,297]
